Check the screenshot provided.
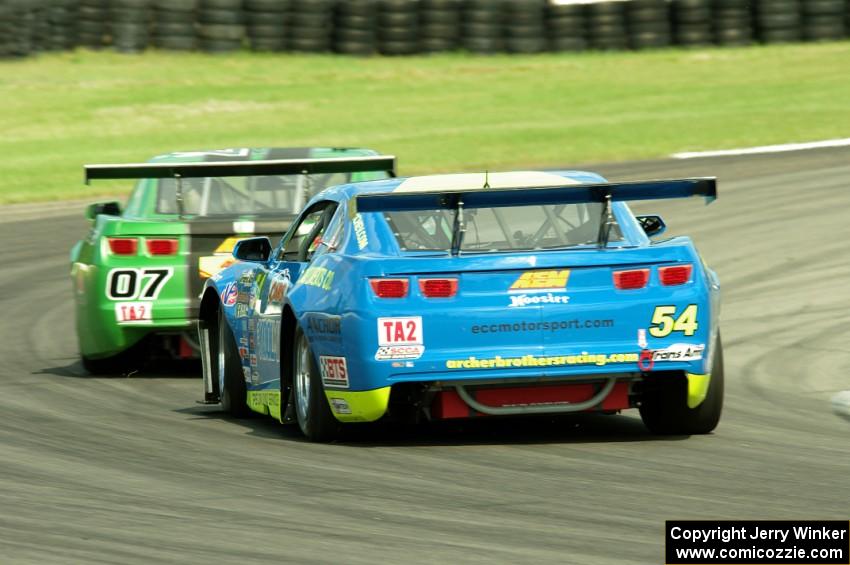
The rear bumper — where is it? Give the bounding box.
[321,370,714,423]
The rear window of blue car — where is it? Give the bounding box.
[383,202,622,253]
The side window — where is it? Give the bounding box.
[279,201,338,262]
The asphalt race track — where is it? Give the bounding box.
[1,149,848,564]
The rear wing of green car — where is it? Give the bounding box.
[84,155,397,184]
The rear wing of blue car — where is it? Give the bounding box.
[354,177,716,213]
[84,155,397,184]
[355,176,716,253]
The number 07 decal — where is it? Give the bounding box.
[106,268,173,301]
[649,304,698,337]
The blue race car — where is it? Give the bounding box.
[198,171,722,441]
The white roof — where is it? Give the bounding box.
[393,171,580,193]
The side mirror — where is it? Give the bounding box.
[233,237,272,262]
[636,215,666,238]
[85,201,121,221]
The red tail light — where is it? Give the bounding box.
[419,278,458,298]
[107,237,138,255]
[613,268,649,290]
[659,264,693,286]
[146,238,179,256]
[369,278,409,298]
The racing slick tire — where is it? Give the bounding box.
[639,336,724,435]
[215,308,251,418]
[292,327,339,442]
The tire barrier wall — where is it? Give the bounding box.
[0,0,848,57]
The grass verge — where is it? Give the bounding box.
[1,43,850,203]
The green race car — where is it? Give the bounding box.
[71,147,395,374]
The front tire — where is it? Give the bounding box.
[292,327,339,442]
[214,308,251,418]
[639,336,725,435]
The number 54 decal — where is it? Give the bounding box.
[107,268,173,301]
[649,304,698,337]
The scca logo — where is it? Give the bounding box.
[509,270,570,292]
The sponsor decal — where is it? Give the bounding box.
[329,397,352,415]
[235,303,249,318]
[509,270,570,293]
[114,302,152,324]
[268,271,290,305]
[250,353,258,367]
[319,356,349,388]
[378,316,422,345]
[509,293,570,308]
[471,319,614,334]
[257,319,280,362]
[649,304,699,337]
[239,270,254,285]
[391,361,415,368]
[251,369,259,385]
[352,213,368,250]
[107,268,173,301]
[306,314,342,342]
[220,282,237,306]
[170,148,250,158]
[638,328,648,349]
[376,345,424,360]
[650,343,705,362]
[376,317,424,360]
[640,343,706,371]
[300,266,335,291]
[239,346,248,357]
[242,366,251,384]
[446,352,639,369]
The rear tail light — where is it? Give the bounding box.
[146,238,179,256]
[419,278,458,298]
[369,278,409,298]
[613,268,649,290]
[659,264,693,286]
[107,237,138,255]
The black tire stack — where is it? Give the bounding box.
[288,0,335,53]
[334,0,378,55]
[672,0,713,47]
[463,0,503,54]
[6,0,33,57]
[547,2,587,52]
[245,0,288,52]
[802,0,845,42]
[109,0,152,53]
[198,0,244,52]
[48,0,80,51]
[78,0,109,48]
[587,1,628,50]
[153,0,196,51]
[712,0,753,46]
[503,0,546,54]
[30,0,53,53]
[0,1,13,58]
[377,0,418,56]
[754,0,801,44]
[419,0,462,54]
[627,0,672,49]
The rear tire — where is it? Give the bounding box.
[639,336,724,435]
[292,327,339,442]
[215,308,251,417]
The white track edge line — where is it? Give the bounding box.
[672,138,850,159]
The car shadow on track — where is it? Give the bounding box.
[36,359,202,379]
[178,405,691,446]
